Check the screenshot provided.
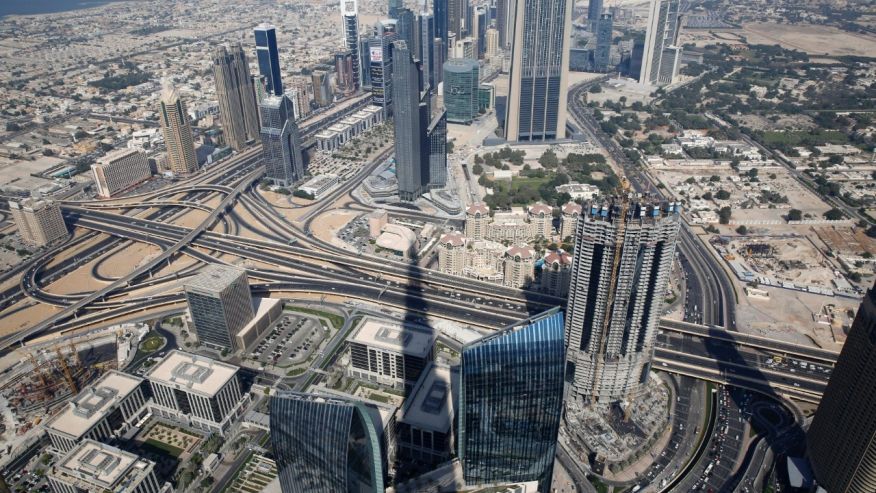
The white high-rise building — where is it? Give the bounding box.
[9,197,68,247]
[92,149,151,198]
[48,440,162,493]
[437,232,466,276]
[639,0,682,86]
[565,194,680,403]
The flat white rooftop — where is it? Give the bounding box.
[350,317,436,358]
[399,363,454,433]
[146,350,238,397]
[46,370,143,439]
[184,264,246,294]
[54,439,147,489]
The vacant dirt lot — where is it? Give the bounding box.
[738,23,876,57]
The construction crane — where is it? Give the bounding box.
[27,352,49,391]
[55,347,78,395]
[591,177,632,404]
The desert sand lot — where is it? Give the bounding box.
[0,300,62,336]
[731,23,876,57]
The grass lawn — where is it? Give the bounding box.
[143,439,183,458]
[284,307,345,330]
[140,336,164,352]
[286,367,306,377]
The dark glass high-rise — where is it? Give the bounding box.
[458,308,566,492]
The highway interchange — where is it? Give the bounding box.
[0,81,841,492]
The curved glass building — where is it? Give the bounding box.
[458,308,566,492]
[443,58,479,124]
[270,392,384,493]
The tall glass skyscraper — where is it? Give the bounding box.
[369,21,398,116]
[212,42,260,151]
[427,110,447,189]
[504,0,572,142]
[392,40,430,202]
[418,13,435,90]
[434,0,448,48]
[258,94,304,186]
[594,14,614,72]
[255,24,284,96]
[458,308,566,492]
[341,0,362,91]
[808,282,876,493]
[270,392,384,493]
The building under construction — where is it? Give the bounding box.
[0,341,118,434]
[564,189,681,404]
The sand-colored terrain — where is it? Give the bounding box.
[310,209,360,251]
[95,242,163,279]
[43,263,111,295]
[0,300,62,336]
[736,23,876,57]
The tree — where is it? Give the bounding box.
[719,206,732,224]
[472,163,484,175]
[5,122,20,132]
[716,189,731,200]
[746,168,759,179]
[736,225,748,235]
[787,209,803,221]
[538,149,559,169]
[824,208,844,220]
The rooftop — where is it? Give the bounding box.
[466,202,489,215]
[398,363,455,433]
[506,245,536,260]
[146,350,238,397]
[440,231,465,247]
[53,440,150,490]
[184,264,247,294]
[46,370,143,439]
[350,317,436,358]
[97,148,142,165]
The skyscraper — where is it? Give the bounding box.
[495,0,509,49]
[594,13,614,72]
[504,0,572,142]
[392,41,430,202]
[270,392,385,493]
[395,7,417,55]
[259,94,305,186]
[474,7,487,59]
[434,0,449,48]
[565,192,680,403]
[808,283,876,492]
[432,37,446,86]
[159,84,198,175]
[9,197,68,247]
[336,50,357,96]
[312,70,333,107]
[427,110,447,189]
[443,58,479,124]
[369,22,398,116]
[448,0,465,38]
[388,0,403,18]
[184,265,254,352]
[418,13,435,90]
[212,42,260,151]
[255,24,284,96]
[587,0,603,29]
[341,0,362,91]
[458,309,565,492]
[485,27,499,57]
[639,0,681,86]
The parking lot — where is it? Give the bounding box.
[251,313,326,368]
[337,214,370,251]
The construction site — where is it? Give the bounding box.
[0,327,137,463]
[713,234,858,297]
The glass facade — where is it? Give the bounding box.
[458,308,566,492]
[443,58,479,124]
[270,392,384,493]
[255,25,283,96]
[258,94,305,186]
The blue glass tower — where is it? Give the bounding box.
[458,308,566,492]
[270,392,384,493]
[255,24,283,96]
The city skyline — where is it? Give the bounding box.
[0,1,872,492]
